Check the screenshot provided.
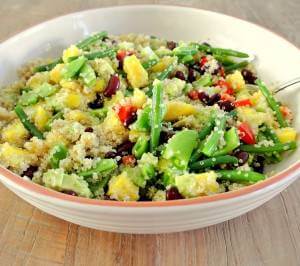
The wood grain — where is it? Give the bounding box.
[0,0,300,265]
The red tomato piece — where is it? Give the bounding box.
[122,155,136,167]
[188,90,199,100]
[234,99,252,107]
[117,105,137,125]
[200,56,208,66]
[116,50,127,61]
[238,122,256,144]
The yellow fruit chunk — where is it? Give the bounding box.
[130,88,147,108]
[34,105,50,130]
[275,127,297,143]
[164,101,197,121]
[92,78,106,92]
[1,120,29,146]
[151,56,173,73]
[49,64,64,84]
[64,92,82,109]
[0,143,37,171]
[60,80,82,91]
[65,110,93,125]
[62,45,81,63]
[26,72,49,89]
[108,172,139,201]
[175,171,219,198]
[226,70,245,91]
[123,55,148,88]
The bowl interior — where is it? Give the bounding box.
[0,5,299,176]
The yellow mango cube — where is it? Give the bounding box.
[65,110,93,125]
[64,92,82,109]
[60,80,82,91]
[1,120,29,146]
[108,172,139,201]
[0,143,37,172]
[123,55,148,88]
[275,127,297,143]
[226,70,245,91]
[34,105,50,130]
[49,64,64,84]
[164,101,197,121]
[92,78,106,92]
[62,45,81,63]
[26,72,49,89]
[130,88,147,108]
[151,56,173,73]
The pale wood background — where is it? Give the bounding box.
[0,1,300,265]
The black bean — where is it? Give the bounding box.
[217,100,235,112]
[188,68,196,83]
[123,111,137,127]
[198,91,210,104]
[241,69,257,84]
[116,141,134,156]
[63,190,77,196]
[84,127,93,132]
[21,165,38,179]
[234,151,249,165]
[252,155,265,173]
[104,151,117,159]
[167,41,177,50]
[207,93,221,106]
[166,187,184,200]
[103,74,120,97]
[88,93,104,109]
[160,129,175,144]
[174,71,186,81]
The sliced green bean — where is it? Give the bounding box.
[14,105,44,139]
[217,170,266,183]
[240,141,297,153]
[262,125,280,143]
[193,74,212,87]
[201,115,227,157]
[195,44,249,58]
[34,58,63,72]
[45,111,63,131]
[156,63,175,80]
[150,80,164,151]
[142,58,159,69]
[50,144,68,168]
[190,155,238,170]
[256,79,287,127]
[224,61,248,72]
[76,31,108,50]
[132,136,149,159]
[78,159,117,178]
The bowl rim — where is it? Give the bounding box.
[0,5,299,208]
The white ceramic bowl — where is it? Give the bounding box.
[0,5,299,234]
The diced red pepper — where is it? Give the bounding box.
[238,122,256,144]
[200,56,208,66]
[122,155,136,167]
[116,50,127,61]
[216,80,234,95]
[234,99,252,107]
[117,105,137,125]
[188,90,199,100]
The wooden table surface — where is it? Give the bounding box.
[1,0,300,265]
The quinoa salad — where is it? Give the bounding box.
[0,31,297,201]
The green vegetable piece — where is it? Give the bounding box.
[89,107,108,119]
[198,116,215,141]
[79,63,96,87]
[180,54,194,64]
[43,169,91,197]
[256,79,287,128]
[162,130,198,170]
[213,127,240,156]
[201,115,227,157]
[132,136,149,159]
[214,55,235,66]
[217,170,266,184]
[37,83,57,98]
[76,31,108,50]
[78,159,117,178]
[224,61,248,72]
[84,49,115,60]
[156,63,175,80]
[34,58,63,72]
[19,91,39,106]
[262,125,280,143]
[50,144,68,169]
[14,105,44,139]
[126,164,155,188]
[190,155,238,170]
[173,46,198,57]
[240,141,297,153]
[132,105,151,131]
[62,56,87,79]
[193,74,212,87]
[195,44,249,58]
[45,111,63,131]
[142,58,159,69]
[150,80,164,151]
